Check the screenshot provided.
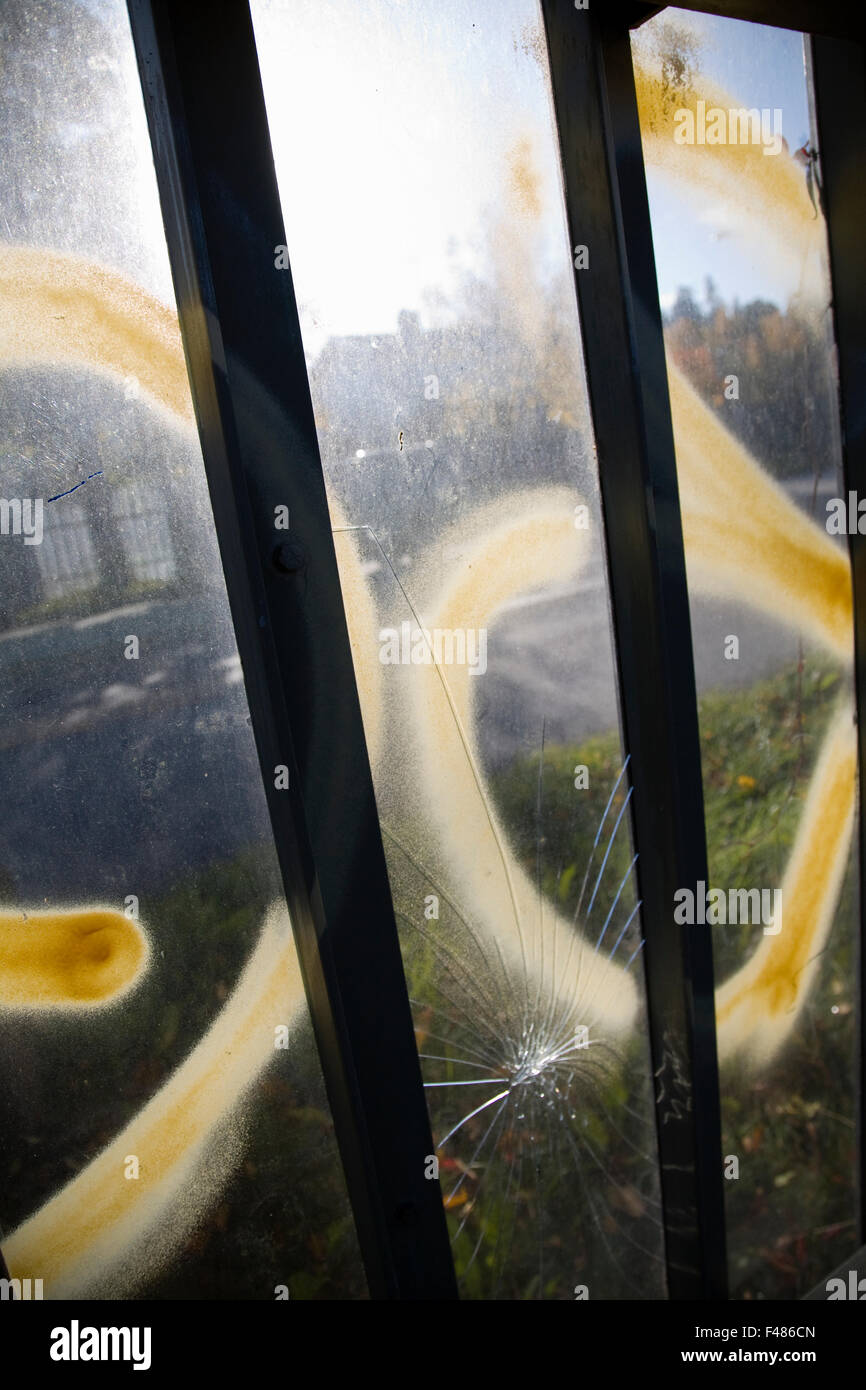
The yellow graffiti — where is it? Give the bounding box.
[4,905,302,1297]
[632,61,826,304]
[407,493,639,1038]
[669,367,853,665]
[0,244,313,1294]
[0,908,149,1010]
[671,364,858,1053]
[630,59,857,1064]
[0,51,856,1290]
[714,708,856,1062]
[0,245,194,427]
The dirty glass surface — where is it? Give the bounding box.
[632,9,858,1299]
[252,0,667,1300]
[0,0,366,1299]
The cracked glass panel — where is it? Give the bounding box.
[632,8,858,1299]
[252,0,667,1300]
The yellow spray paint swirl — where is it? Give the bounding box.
[0,908,149,1011]
[0,56,857,1290]
[4,905,303,1297]
[631,60,857,1063]
[0,245,313,1294]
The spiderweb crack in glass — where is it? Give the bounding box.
[0,247,322,1295]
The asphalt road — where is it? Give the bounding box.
[477,574,821,769]
[0,477,843,903]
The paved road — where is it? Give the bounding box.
[476,575,820,769]
[0,477,844,901]
[476,475,840,768]
[0,594,274,904]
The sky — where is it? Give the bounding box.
[249,0,567,354]
[75,0,820,349]
[245,1,819,355]
[633,8,813,313]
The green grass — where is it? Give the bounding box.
[486,657,857,1299]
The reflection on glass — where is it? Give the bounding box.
[0,0,365,1299]
[252,0,666,1299]
[632,9,858,1298]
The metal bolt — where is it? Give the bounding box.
[272,537,307,574]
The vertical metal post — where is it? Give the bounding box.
[126,0,458,1299]
[540,0,727,1298]
[808,32,866,1245]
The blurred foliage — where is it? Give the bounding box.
[487,656,857,1299]
[0,660,856,1301]
[665,281,839,484]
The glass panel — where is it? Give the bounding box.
[631,9,858,1299]
[0,0,365,1300]
[252,0,666,1299]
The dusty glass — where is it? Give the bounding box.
[0,0,365,1300]
[632,7,858,1299]
[252,0,667,1300]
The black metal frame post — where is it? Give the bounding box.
[126,0,458,1300]
[807,32,866,1249]
[540,0,727,1299]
